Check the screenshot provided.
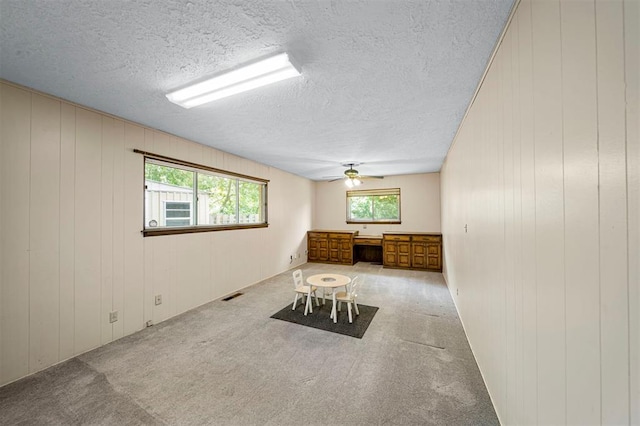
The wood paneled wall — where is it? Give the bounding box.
[0,82,314,386]
[440,0,638,424]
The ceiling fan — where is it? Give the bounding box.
[327,163,384,187]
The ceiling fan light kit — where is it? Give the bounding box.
[166,52,301,109]
[326,163,384,186]
[345,177,362,188]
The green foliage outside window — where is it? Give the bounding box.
[145,164,194,188]
[144,160,266,228]
[197,173,237,217]
[347,189,400,222]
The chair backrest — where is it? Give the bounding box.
[292,269,303,288]
[349,276,359,298]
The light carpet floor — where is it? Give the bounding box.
[0,262,498,425]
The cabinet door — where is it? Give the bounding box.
[309,236,329,261]
[328,238,340,262]
[426,243,441,270]
[308,237,319,261]
[397,241,411,268]
[383,241,397,266]
[339,239,353,264]
[411,242,427,268]
[318,238,329,261]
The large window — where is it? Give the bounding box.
[346,188,401,224]
[141,153,268,236]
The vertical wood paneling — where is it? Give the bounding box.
[74,108,102,353]
[501,28,517,425]
[624,1,640,422]
[1,81,315,388]
[493,50,508,418]
[111,119,125,340]
[442,0,636,423]
[596,1,630,423]
[210,234,229,301]
[141,129,152,324]
[150,236,174,323]
[516,2,538,423]
[143,238,154,325]
[174,233,207,314]
[509,14,525,424]
[0,85,31,384]
[531,0,566,421]
[29,94,61,372]
[152,130,173,157]
[186,140,204,164]
[100,117,115,345]
[172,142,195,315]
[143,129,154,326]
[123,123,144,335]
[0,79,3,382]
[59,102,76,360]
[560,1,601,423]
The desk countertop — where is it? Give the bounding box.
[382,231,442,236]
[308,230,359,235]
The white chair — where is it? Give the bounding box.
[292,269,319,315]
[334,276,360,323]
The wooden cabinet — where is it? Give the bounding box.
[307,230,358,265]
[328,233,354,263]
[308,231,329,261]
[383,234,411,268]
[383,233,442,271]
[411,240,428,268]
[307,230,440,270]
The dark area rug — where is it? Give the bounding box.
[270,300,378,338]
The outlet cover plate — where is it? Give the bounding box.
[109,311,118,323]
[155,294,162,305]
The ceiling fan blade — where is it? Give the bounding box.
[328,177,344,182]
[359,175,384,179]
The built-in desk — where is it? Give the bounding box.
[307,230,442,271]
[353,235,383,263]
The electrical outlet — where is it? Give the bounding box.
[155,294,162,305]
[456,289,459,296]
[109,311,118,323]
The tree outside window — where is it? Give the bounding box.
[346,188,401,223]
[144,159,266,230]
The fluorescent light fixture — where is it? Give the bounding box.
[166,52,301,108]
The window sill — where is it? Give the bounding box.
[346,221,401,225]
[142,223,268,237]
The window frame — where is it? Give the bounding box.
[137,150,269,237]
[345,188,401,224]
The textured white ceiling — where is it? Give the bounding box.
[0,0,513,180]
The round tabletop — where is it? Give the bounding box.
[306,273,351,288]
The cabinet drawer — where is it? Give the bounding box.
[308,232,328,238]
[329,233,352,239]
[355,238,382,246]
[413,235,441,243]
[384,235,411,242]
